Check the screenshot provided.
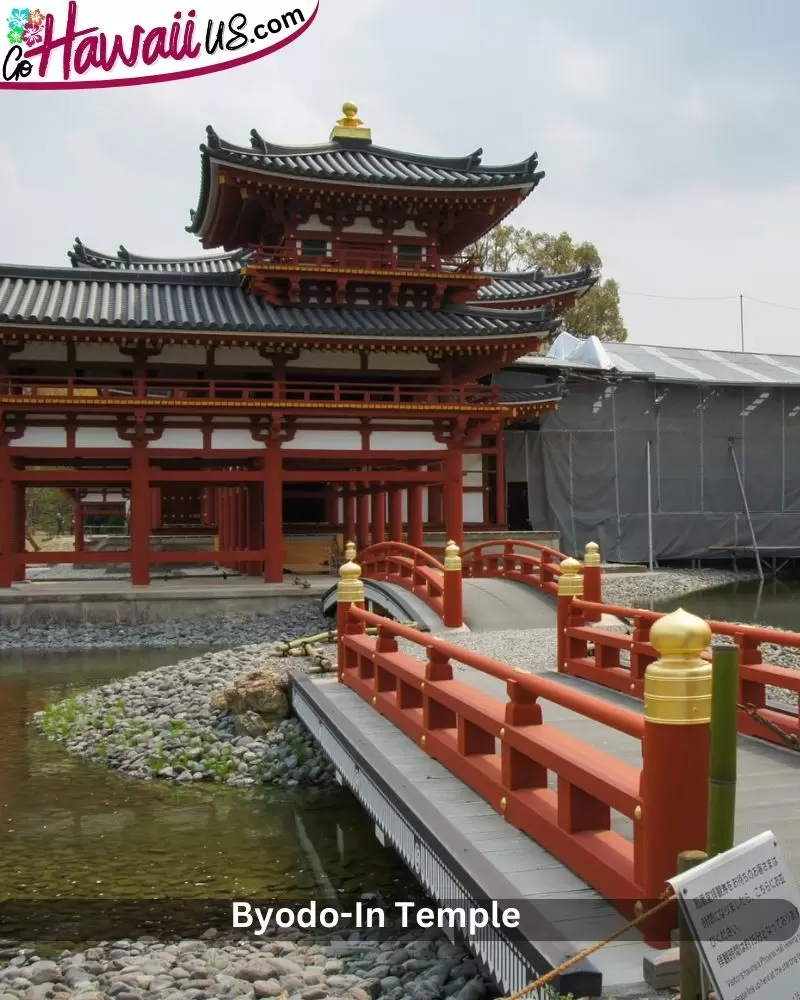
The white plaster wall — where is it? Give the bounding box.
[342,216,384,235]
[464,453,484,488]
[367,353,437,372]
[75,428,131,448]
[283,430,363,450]
[393,220,427,238]
[370,431,445,451]
[84,491,125,503]
[296,214,331,232]
[10,426,67,447]
[288,350,360,370]
[156,346,207,366]
[157,429,204,450]
[212,429,264,449]
[464,493,484,523]
[14,342,68,362]
[76,343,127,363]
[214,347,271,368]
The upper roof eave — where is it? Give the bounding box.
[187,126,544,235]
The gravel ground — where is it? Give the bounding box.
[0,929,498,1000]
[0,605,330,651]
[600,567,750,607]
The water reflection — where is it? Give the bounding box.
[0,648,416,909]
[654,578,800,630]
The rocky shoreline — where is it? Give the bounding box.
[0,928,498,1000]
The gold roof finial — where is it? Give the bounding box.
[330,102,371,143]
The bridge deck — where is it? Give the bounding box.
[295,661,800,998]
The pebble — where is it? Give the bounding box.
[0,603,330,651]
[32,604,337,790]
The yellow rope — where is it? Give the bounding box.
[500,891,676,1000]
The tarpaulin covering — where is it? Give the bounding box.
[518,380,800,562]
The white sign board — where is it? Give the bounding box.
[669,831,800,1000]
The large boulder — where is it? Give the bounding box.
[220,669,289,723]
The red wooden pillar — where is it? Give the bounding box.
[236,487,247,573]
[372,488,386,544]
[357,489,371,552]
[388,486,403,542]
[130,445,151,586]
[247,484,262,576]
[495,427,507,529]
[13,485,25,581]
[343,485,356,545]
[263,446,284,583]
[428,482,443,527]
[324,485,338,527]
[73,500,85,553]
[407,483,424,549]
[0,444,14,588]
[444,446,464,549]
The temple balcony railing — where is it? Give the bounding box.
[0,375,501,410]
[247,244,482,277]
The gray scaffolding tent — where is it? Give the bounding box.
[498,334,800,568]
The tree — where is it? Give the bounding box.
[467,225,627,342]
[25,488,74,540]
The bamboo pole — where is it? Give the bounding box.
[707,642,739,858]
[678,849,708,1000]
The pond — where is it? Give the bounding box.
[0,647,422,940]
[653,578,800,630]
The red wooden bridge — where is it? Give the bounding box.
[302,537,800,998]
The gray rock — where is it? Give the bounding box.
[23,965,60,987]
[454,981,488,1000]
[251,983,283,999]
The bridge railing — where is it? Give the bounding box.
[461,537,577,598]
[358,540,463,628]
[335,559,711,948]
[556,557,800,749]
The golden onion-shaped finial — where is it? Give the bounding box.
[344,540,357,562]
[443,539,461,571]
[337,557,364,604]
[337,102,363,127]
[557,556,583,597]
[584,541,601,566]
[649,608,711,660]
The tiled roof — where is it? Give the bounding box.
[69,239,249,275]
[0,264,559,340]
[475,267,595,303]
[188,128,544,234]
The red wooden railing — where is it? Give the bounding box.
[249,244,480,275]
[0,375,497,407]
[336,603,704,947]
[557,592,800,750]
[461,539,569,596]
[359,541,463,627]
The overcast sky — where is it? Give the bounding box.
[3,0,800,353]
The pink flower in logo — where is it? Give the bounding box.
[22,19,41,44]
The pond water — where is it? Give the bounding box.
[653,578,800,630]
[0,647,422,939]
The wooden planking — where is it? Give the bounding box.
[316,679,657,991]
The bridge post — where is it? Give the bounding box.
[442,540,463,629]
[336,550,365,679]
[582,541,603,623]
[640,608,712,946]
[556,557,583,671]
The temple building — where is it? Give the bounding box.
[0,104,595,586]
